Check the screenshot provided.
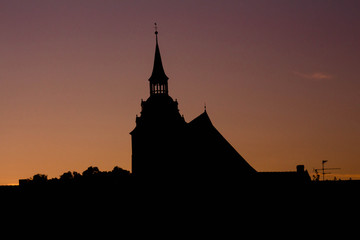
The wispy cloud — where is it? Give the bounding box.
[294,71,334,81]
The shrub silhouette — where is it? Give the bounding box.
[21,166,131,187]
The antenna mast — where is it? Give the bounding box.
[314,160,340,181]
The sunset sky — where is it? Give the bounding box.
[1,1,359,184]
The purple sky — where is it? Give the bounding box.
[0,1,359,184]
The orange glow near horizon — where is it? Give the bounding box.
[1,1,360,184]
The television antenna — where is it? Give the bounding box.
[314,160,340,181]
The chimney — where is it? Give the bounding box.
[296,165,304,173]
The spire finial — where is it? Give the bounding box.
[204,102,207,112]
[154,22,158,35]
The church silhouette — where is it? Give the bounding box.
[130,27,310,183]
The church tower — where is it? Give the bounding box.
[131,24,257,181]
[149,25,169,96]
[130,25,186,178]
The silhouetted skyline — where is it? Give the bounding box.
[131,29,257,179]
[1,1,360,185]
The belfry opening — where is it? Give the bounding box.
[148,25,169,96]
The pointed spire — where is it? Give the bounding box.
[149,23,169,84]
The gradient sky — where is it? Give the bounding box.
[1,0,359,184]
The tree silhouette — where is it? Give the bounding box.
[82,166,100,177]
[60,171,74,181]
[20,165,132,189]
[112,166,131,177]
[32,174,48,184]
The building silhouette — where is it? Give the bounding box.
[13,27,360,196]
[130,29,257,181]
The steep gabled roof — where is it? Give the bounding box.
[188,111,256,176]
[188,110,213,128]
